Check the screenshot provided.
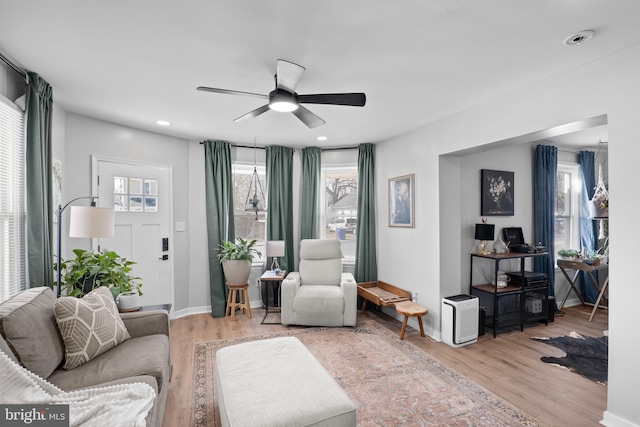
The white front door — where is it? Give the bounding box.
[93,157,174,308]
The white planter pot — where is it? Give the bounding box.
[222,259,252,285]
[116,292,140,310]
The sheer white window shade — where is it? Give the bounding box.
[0,94,26,302]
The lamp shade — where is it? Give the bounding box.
[266,240,285,257]
[69,206,115,238]
[474,223,495,241]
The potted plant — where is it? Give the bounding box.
[218,238,261,284]
[56,249,143,298]
[557,249,580,260]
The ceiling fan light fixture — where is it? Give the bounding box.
[269,89,299,112]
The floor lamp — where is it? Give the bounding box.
[57,197,114,297]
[266,240,285,274]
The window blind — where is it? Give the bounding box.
[0,93,26,302]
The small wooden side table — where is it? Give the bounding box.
[395,300,428,340]
[226,282,251,319]
[260,270,287,324]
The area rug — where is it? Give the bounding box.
[191,319,540,426]
[532,331,608,384]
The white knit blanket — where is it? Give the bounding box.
[0,350,155,427]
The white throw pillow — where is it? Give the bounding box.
[55,286,130,370]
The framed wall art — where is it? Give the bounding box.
[388,174,415,227]
[481,169,514,216]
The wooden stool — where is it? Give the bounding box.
[225,282,251,319]
[395,300,428,340]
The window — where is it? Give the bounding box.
[0,94,26,302]
[555,163,581,253]
[321,165,358,262]
[113,176,158,212]
[232,163,266,262]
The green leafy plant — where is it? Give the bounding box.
[217,237,261,262]
[56,249,143,298]
[557,249,581,259]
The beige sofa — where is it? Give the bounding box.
[0,286,171,427]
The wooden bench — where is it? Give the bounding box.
[357,280,411,312]
[358,281,428,340]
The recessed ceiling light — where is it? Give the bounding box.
[156,120,171,126]
[317,136,328,141]
[563,30,594,46]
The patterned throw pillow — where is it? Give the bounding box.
[55,286,131,370]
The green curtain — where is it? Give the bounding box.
[204,140,235,317]
[300,147,321,239]
[354,143,377,282]
[26,72,54,288]
[266,146,294,272]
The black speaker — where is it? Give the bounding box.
[547,296,555,322]
[478,306,486,336]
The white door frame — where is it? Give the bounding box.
[91,155,175,310]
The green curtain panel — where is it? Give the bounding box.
[300,147,321,240]
[26,72,54,289]
[203,140,235,317]
[266,146,294,272]
[355,143,377,282]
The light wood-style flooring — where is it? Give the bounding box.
[162,304,608,427]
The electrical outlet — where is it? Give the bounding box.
[255,278,261,288]
[412,292,419,303]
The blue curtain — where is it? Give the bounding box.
[26,72,54,288]
[300,147,321,240]
[266,146,295,272]
[354,143,377,282]
[533,145,557,301]
[203,140,235,317]
[578,151,599,303]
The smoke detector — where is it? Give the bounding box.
[563,30,594,46]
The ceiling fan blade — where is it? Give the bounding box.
[233,104,270,122]
[197,86,268,99]
[298,93,366,107]
[276,59,306,93]
[292,106,326,129]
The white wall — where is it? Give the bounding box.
[376,43,640,426]
[63,113,191,312]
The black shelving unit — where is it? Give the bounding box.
[469,252,549,337]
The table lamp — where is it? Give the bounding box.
[474,222,495,255]
[266,240,285,274]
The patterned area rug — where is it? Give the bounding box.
[191,319,540,426]
[532,331,608,384]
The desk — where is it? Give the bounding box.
[260,270,287,324]
[557,259,609,321]
[470,252,549,337]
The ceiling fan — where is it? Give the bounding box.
[197,59,366,129]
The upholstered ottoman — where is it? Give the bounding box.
[216,336,356,427]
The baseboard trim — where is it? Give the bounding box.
[172,301,265,319]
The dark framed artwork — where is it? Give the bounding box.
[481,169,514,216]
[388,174,415,227]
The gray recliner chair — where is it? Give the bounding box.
[281,239,357,327]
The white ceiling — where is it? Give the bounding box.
[0,1,637,149]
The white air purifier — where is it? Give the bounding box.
[442,294,479,348]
